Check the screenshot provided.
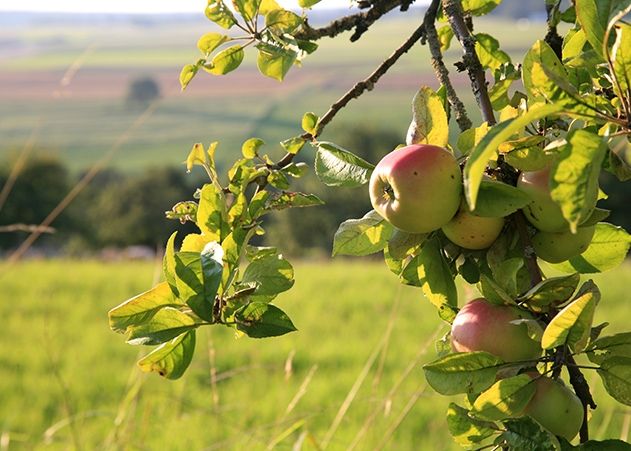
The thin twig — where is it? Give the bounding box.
[442,0,495,125]
[276,23,425,171]
[567,354,597,443]
[295,0,413,42]
[314,23,425,137]
[0,224,55,234]
[422,0,472,131]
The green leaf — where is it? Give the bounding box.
[302,112,318,135]
[109,282,182,334]
[282,162,308,178]
[174,252,212,321]
[232,0,260,21]
[259,0,281,14]
[280,136,306,154]
[552,223,631,273]
[266,191,324,210]
[541,280,599,352]
[314,141,374,187]
[518,273,580,313]
[126,307,197,346]
[137,330,196,380]
[446,403,496,445]
[241,254,294,299]
[406,86,449,147]
[163,232,179,296]
[422,351,503,396]
[522,40,570,102]
[607,137,631,182]
[550,130,606,233]
[387,229,427,260]
[179,63,199,90]
[575,0,628,58]
[475,33,510,70]
[332,210,394,257]
[457,122,490,156]
[200,241,224,305]
[463,103,562,209]
[186,142,207,173]
[587,332,631,365]
[266,170,289,189]
[265,9,303,34]
[437,25,454,51]
[242,137,264,159]
[473,180,532,217]
[498,135,550,172]
[205,0,237,29]
[297,0,321,8]
[471,374,536,421]
[165,201,198,224]
[597,356,631,406]
[489,78,514,110]
[499,417,560,451]
[401,236,458,321]
[205,45,244,75]
[613,23,631,100]
[197,183,228,241]
[197,32,230,55]
[461,0,501,16]
[579,207,611,227]
[235,302,297,338]
[257,43,297,81]
[478,273,515,305]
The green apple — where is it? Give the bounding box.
[369,144,461,233]
[518,167,568,232]
[525,375,583,441]
[442,201,504,249]
[532,225,595,263]
[451,298,541,363]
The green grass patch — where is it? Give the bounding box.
[1,260,630,449]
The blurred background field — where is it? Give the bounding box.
[2,260,631,450]
[1,2,631,450]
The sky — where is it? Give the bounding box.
[0,0,358,13]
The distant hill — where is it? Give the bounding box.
[0,1,558,29]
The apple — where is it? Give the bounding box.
[518,167,568,232]
[451,298,541,363]
[369,144,461,233]
[442,201,504,249]
[525,375,583,441]
[532,225,595,263]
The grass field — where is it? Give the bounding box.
[0,15,547,171]
[1,259,630,450]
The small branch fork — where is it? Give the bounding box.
[442,0,495,125]
[421,0,472,132]
[295,0,414,42]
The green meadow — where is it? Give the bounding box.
[1,260,630,450]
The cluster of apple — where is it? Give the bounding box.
[368,143,595,260]
[368,143,588,440]
[451,298,583,441]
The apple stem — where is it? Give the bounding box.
[421,0,472,132]
[513,211,544,286]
